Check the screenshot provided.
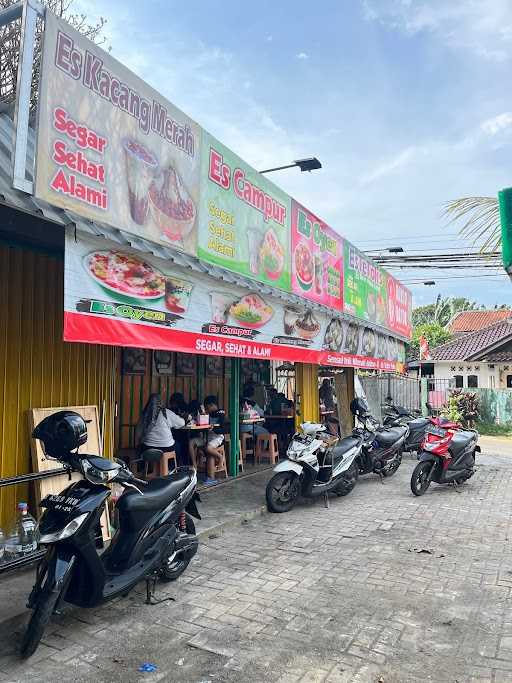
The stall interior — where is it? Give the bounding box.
[116,350,299,486]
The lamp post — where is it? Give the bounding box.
[259,157,322,175]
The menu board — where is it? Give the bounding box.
[64,231,404,370]
[291,201,343,310]
[343,242,388,327]
[35,12,201,256]
[197,132,291,292]
[35,11,412,340]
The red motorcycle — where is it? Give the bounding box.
[410,417,480,496]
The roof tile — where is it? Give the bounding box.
[430,319,512,360]
[448,310,512,333]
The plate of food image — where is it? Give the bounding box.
[323,318,343,351]
[230,294,273,329]
[259,228,285,280]
[294,242,314,291]
[295,310,321,340]
[343,322,361,354]
[361,328,376,357]
[84,251,165,300]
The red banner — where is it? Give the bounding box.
[64,312,402,371]
[386,274,412,338]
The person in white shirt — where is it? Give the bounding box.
[136,393,185,455]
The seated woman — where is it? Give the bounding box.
[188,396,226,487]
[135,393,185,473]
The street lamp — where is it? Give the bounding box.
[259,157,322,175]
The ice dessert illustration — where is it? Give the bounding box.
[294,242,314,291]
[149,164,195,242]
[123,139,158,225]
[85,250,165,300]
[210,292,233,324]
[259,229,284,280]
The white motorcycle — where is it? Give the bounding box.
[265,423,362,513]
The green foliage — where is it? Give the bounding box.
[412,295,480,328]
[476,422,512,437]
[410,322,452,352]
[442,390,480,427]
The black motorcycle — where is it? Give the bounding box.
[351,398,409,478]
[411,420,480,496]
[22,411,201,658]
[382,403,432,454]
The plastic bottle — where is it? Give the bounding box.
[4,503,38,559]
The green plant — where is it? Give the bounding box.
[442,390,480,427]
[475,422,512,437]
[410,322,452,353]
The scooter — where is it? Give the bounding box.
[350,398,409,478]
[410,419,480,496]
[265,422,362,513]
[21,411,201,658]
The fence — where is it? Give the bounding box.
[358,374,421,422]
[421,379,512,425]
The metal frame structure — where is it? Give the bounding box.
[0,0,45,193]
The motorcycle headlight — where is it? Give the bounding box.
[82,460,118,484]
[39,512,89,544]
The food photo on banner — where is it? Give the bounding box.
[63,230,404,370]
[291,201,343,310]
[35,12,201,255]
[343,242,388,328]
[197,131,291,292]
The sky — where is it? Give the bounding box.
[75,0,512,309]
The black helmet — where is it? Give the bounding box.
[350,397,369,417]
[33,411,88,458]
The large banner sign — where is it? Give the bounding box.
[291,201,343,310]
[37,12,412,342]
[197,132,291,292]
[35,14,201,255]
[64,232,405,370]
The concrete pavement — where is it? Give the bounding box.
[0,438,511,682]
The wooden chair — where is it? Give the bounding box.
[255,433,280,465]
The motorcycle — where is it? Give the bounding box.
[21,411,201,658]
[382,403,449,455]
[410,419,480,496]
[265,422,362,513]
[350,398,409,478]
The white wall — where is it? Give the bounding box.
[432,361,505,389]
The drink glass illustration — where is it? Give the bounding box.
[210,292,232,324]
[123,138,158,225]
[247,229,263,275]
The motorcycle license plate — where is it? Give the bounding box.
[427,426,446,437]
[41,494,80,513]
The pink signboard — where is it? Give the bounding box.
[291,201,343,310]
[386,274,412,338]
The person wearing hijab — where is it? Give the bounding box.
[136,393,185,455]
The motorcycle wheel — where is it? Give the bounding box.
[383,452,402,477]
[410,461,433,496]
[20,590,59,659]
[335,461,359,496]
[266,472,301,513]
[160,515,196,582]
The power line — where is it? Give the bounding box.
[402,273,508,283]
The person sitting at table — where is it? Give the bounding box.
[135,393,185,472]
[240,384,269,439]
[188,395,226,486]
[169,392,188,417]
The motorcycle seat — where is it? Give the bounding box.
[327,436,361,466]
[376,426,407,447]
[408,417,430,430]
[118,470,192,515]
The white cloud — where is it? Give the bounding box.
[362,0,512,61]
[359,146,421,185]
[266,35,273,42]
[296,52,309,60]
[481,112,512,136]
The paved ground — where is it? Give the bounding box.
[1,438,512,682]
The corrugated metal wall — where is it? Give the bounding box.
[0,243,116,529]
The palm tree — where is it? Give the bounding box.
[443,196,501,252]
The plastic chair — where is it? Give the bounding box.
[224,434,244,472]
[255,433,279,465]
[240,432,254,462]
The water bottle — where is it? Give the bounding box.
[4,502,38,559]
